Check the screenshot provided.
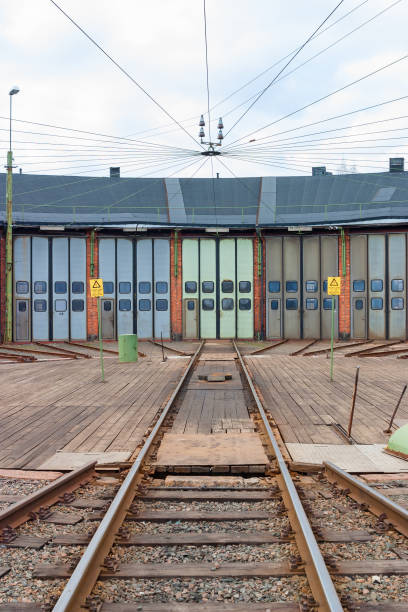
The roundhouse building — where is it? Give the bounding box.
[1,161,408,342]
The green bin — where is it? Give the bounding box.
[118,334,138,363]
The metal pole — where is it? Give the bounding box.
[384,384,407,434]
[160,331,166,362]
[347,366,360,437]
[97,297,105,382]
[5,93,14,343]
[329,296,335,381]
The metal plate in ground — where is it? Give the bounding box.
[155,433,268,466]
[286,443,408,473]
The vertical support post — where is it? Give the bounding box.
[5,150,13,343]
[97,297,105,382]
[330,296,335,381]
[160,331,166,362]
[174,230,178,278]
[384,384,407,433]
[90,229,95,277]
[340,228,346,277]
[347,366,360,437]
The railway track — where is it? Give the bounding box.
[1,340,408,610]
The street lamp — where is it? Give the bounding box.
[5,85,20,343]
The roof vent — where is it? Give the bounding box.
[312,166,326,176]
[110,167,120,178]
[389,158,404,173]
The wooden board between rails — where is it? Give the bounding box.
[155,433,268,467]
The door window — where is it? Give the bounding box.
[55,299,67,312]
[119,282,131,294]
[286,298,298,310]
[306,298,318,310]
[370,297,383,310]
[370,279,383,292]
[139,299,151,311]
[18,301,27,312]
[54,281,67,294]
[103,301,112,312]
[222,298,234,310]
[202,298,214,311]
[270,300,279,310]
[239,281,251,293]
[286,280,298,292]
[268,281,280,293]
[72,281,84,294]
[16,281,29,294]
[34,299,47,312]
[187,300,195,311]
[156,299,168,311]
[72,299,84,312]
[391,279,404,292]
[355,299,364,310]
[221,280,234,293]
[305,280,318,292]
[34,281,47,294]
[239,298,251,310]
[119,299,131,311]
[184,281,197,293]
[353,279,365,292]
[323,297,333,310]
[156,281,168,294]
[391,297,404,310]
[202,281,214,293]
[103,281,114,294]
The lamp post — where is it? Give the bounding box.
[5,86,20,343]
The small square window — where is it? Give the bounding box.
[371,279,383,292]
[305,280,318,293]
[18,301,27,312]
[34,281,47,294]
[202,298,214,311]
[239,281,251,293]
[72,299,84,312]
[139,299,151,311]
[355,299,364,311]
[119,282,131,294]
[323,280,328,292]
[268,281,281,293]
[306,298,318,310]
[16,281,29,294]
[323,297,333,310]
[222,298,234,310]
[391,279,404,292]
[239,298,251,310]
[353,279,365,292]
[139,281,151,294]
[54,281,67,294]
[103,281,114,294]
[222,280,234,293]
[156,299,168,311]
[184,281,197,293]
[202,281,214,293]
[119,299,131,311]
[55,299,67,312]
[391,297,404,310]
[286,280,298,293]
[34,299,47,312]
[270,299,279,310]
[187,300,195,311]
[71,281,84,294]
[103,301,112,312]
[286,298,298,310]
[156,281,168,294]
[371,297,383,310]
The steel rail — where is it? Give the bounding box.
[324,461,408,538]
[233,340,343,612]
[0,461,96,531]
[53,340,205,612]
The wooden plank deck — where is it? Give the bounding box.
[0,344,190,469]
[245,353,408,445]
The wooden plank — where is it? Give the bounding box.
[5,535,48,549]
[101,604,300,612]
[142,490,274,501]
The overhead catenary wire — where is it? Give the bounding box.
[225,55,408,149]
[224,0,345,138]
[48,0,204,151]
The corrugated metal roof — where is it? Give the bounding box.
[1,170,408,227]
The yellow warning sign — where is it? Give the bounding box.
[90,278,104,297]
[327,276,341,295]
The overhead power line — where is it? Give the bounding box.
[224,0,345,138]
[49,0,203,150]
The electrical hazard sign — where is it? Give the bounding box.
[90,278,104,297]
[327,276,341,295]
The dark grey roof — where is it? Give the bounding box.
[1,170,408,227]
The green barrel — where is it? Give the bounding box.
[118,334,138,363]
[387,423,408,458]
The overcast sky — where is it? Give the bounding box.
[0,0,407,179]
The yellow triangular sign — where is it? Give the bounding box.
[89,278,104,297]
[329,278,339,287]
[327,276,341,295]
[92,280,101,288]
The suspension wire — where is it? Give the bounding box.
[48,0,204,150]
[224,151,391,170]
[203,0,212,142]
[225,55,408,149]
[124,0,371,140]
[224,0,345,138]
